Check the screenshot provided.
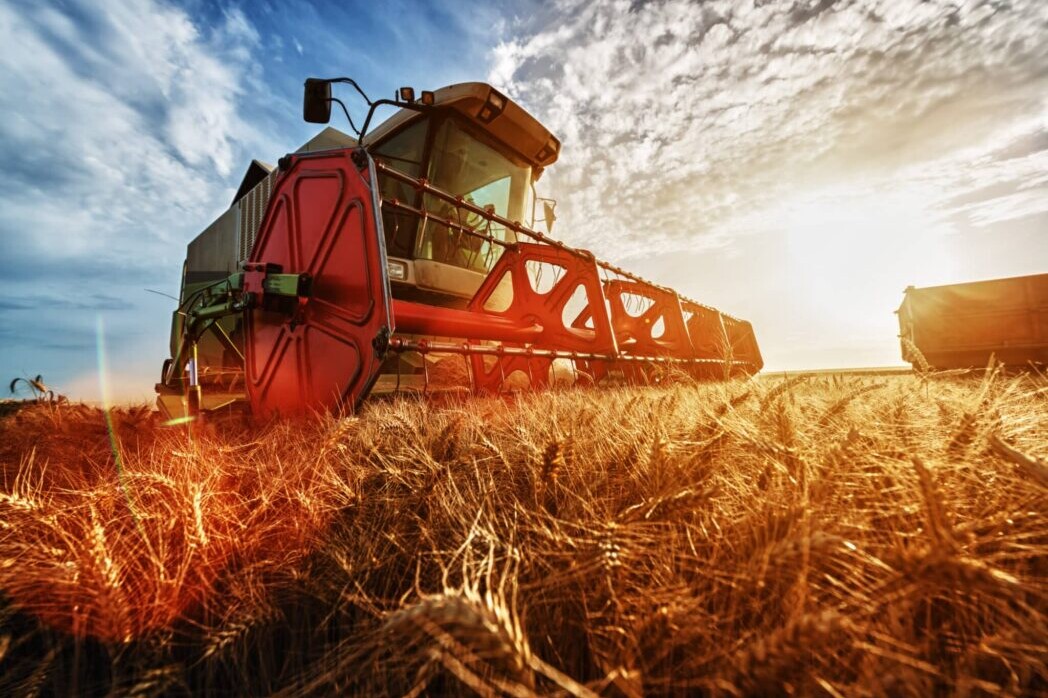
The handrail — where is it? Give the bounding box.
[372,160,741,321]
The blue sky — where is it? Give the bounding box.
[0,0,522,399]
[1,0,1046,400]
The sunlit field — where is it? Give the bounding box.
[0,371,1045,696]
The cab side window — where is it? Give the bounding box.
[372,119,428,258]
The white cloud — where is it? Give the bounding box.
[0,0,266,393]
[489,0,1048,258]
[1,0,266,255]
[0,0,261,259]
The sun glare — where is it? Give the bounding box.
[779,187,961,343]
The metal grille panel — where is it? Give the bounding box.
[238,170,276,262]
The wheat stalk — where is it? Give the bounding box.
[989,434,1048,490]
[0,374,1044,696]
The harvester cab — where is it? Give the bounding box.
[357,81,559,306]
[156,77,763,420]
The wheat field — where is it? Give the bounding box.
[0,370,1045,696]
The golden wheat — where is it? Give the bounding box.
[0,372,1044,696]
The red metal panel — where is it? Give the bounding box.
[470,243,618,353]
[473,351,553,393]
[603,279,694,358]
[723,317,763,372]
[393,300,543,343]
[683,304,728,359]
[462,243,619,391]
[244,151,391,416]
[682,300,763,374]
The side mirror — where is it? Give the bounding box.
[543,200,557,234]
[303,78,331,123]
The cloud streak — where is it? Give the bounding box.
[490,0,1048,257]
[0,294,133,312]
[0,0,267,391]
[0,1,261,264]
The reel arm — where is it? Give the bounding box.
[161,267,313,415]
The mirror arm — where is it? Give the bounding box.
[358,99,432,142]
[305,77,436,144]
[327,77,374,106]
[530,181,538,229]
[329,97,360,136]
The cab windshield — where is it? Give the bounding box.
[428,119,529,220]
[372,114,532,275]
[420,118,530,273]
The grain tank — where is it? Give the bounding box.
[897,273,1048,369]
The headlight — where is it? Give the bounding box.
[477,89,507,124]
[387,259,408,282]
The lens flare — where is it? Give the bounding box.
[96,315,144,532]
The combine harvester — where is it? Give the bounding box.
[898,273,1048,370]
[156,78,762,419]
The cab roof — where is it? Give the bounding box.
[363,82,560,169]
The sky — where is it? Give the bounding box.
[1,0,1045,401]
